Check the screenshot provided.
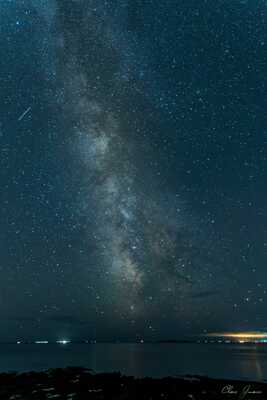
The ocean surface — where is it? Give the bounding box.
[0,343,266,381]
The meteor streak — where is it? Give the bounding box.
[18,106,31,121]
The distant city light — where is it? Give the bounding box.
[208,332,267,339]
[56,339,70,344]
[35,340,49,344]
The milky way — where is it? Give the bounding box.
[52,1,219,318]
[31,0,219,331]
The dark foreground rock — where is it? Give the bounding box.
[0,366,266,399]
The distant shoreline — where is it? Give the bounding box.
[0,339,266,345]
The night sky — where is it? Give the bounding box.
[1,0,267,342]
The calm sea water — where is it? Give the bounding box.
[0,343,266,381]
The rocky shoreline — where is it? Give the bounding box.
[0,366,266,399]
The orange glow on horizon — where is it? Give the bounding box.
[207,332,267,339]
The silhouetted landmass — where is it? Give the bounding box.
[157,340,195,343]
[0,366,266,399]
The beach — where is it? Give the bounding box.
[0,366,266,400]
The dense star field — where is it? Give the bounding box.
[1,0,267,341]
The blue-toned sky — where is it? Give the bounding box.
[0,0,267,341]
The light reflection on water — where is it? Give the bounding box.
[0,343,267,381]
